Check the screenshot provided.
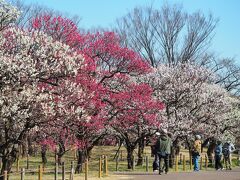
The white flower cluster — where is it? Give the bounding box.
[137,63,236,139]
[0,1,85,150]
[0,0,20,29]
[0,27,83,80]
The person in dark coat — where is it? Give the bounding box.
[152,132,160,172]
[155,129,172,175]
[214,140,223,170]
[222,140,235,170]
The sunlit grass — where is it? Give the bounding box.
[4,146,240,179]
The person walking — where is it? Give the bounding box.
[167,132,174,168]
[222,140,235,170]
[192,135,202,171]
[206,138,217,167]
[151,132,160,172]
[155,129,172,175]
[214,140,223,170]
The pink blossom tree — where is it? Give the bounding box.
[74,31,165,169]
[105,79,164,168]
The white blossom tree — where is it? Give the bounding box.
[137,63,237,154]
[0,1,84,175]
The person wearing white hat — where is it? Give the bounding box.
[155,132,161,136]
[196,135,201,140]
[151,131,161,172]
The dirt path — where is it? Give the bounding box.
[114,168,240,180]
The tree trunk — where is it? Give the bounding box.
[57,152,64,165]
[169,146,174,168]
[27,136,34,156]
[113,140,123,160]
[21,136,28,157]
[207,139,216,167]
[75,149,85,174]
[126,145,135,169]
[169,137,181,168]
[184,136,192,167]
[137,138,144,166]
[0,147,19,180]
[57,141,66,165]
[41,145,47,165]
[1,157,11,180]
[86,146,93,160]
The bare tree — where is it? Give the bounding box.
[114,3,240,112]
[115,4,218,67]
[9,0,81,31]
[214,59,240,95]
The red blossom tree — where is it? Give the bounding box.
[28,14,163,171]
[103,78,164,168]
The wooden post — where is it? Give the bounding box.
[103,155,105,173]
[116,156,119,171]
[190,155,192,170]
[175,156,178,172]
[38,165,42,180]
[120,150,123,161]
[21,168,25,180]
[19,145,22,156]
[62,161,65,180]
[238,150,240,166]
[180,153,182,164]
[104,156,108,176]
[17,158,20,172]
[229,153,232,167]
[74,149,77,160]
[42,163,45,173]
[200,157,203,170]
[132,156,135,171]
[205,155,208,170]
[70,161,74,180]
[27,154,29,169]
[55,154,58,164]
[33,144,36,156]
[54,163,58,180]
[98,157,102,178]
[85,159,88,180]
[183,155,186,171]
[4,170,7,180]
[146,156,149,172]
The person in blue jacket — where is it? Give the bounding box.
[214,140,223,170]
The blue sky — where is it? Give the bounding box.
[22,0,240,61]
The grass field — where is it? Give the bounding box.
[2,146,239,179]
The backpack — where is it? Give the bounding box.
[215,144,222,156]
[222,143,230,156]
[158,137,170,156]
